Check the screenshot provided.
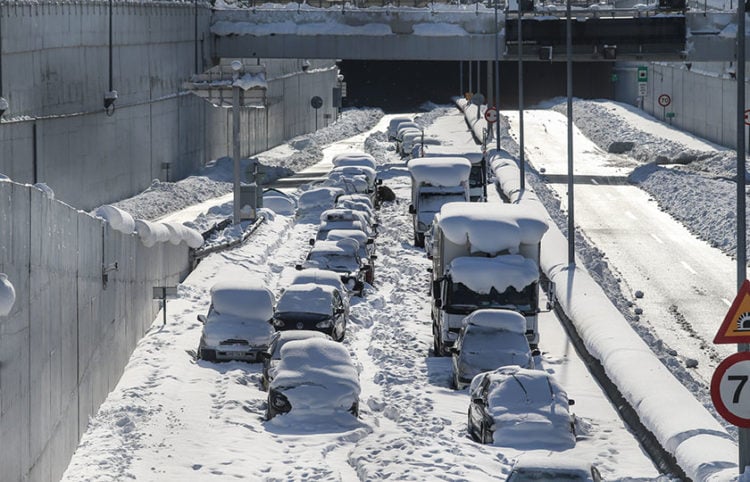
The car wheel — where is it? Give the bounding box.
[414,232,425,248]
[199,348,217,362]
[432,322,443,357]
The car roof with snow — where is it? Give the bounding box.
[437,202,548,253]
[297,186,344,211]
[330,165,376,184]
[408,157,472,186]
[325,229,369,244]
[447,255,539,293]
[336,194,374,209]
[209,279,275,321]
[331,153,376,170]
[309,239,360,255]
[289,268,347,293]
[462,309,527,334]
[320,208,369,223]
[276,283,339,315]
[509,453,600,481]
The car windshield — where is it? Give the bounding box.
[446,282,536,315]
[418,192,467,215]
[275,312,331,324]
[308,253,359,273]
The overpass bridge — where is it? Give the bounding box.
[211,1,739,62]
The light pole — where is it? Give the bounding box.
[494,0,500,151]
[231,60,243,225]
[517,3,525,192]
[566,0,575,266]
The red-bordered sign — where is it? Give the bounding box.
[714,279,750,344]
[658,94,671,108]
[484,107,498,124]
[711,352,750,427]
[744,109,750,127]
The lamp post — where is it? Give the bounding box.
[231,60,242,225]
[566,0,575,265]
[517,4,525,192]
[494,0,500,151]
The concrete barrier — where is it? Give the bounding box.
[0,180,191,482]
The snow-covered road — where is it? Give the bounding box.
[62,108,661,481]
[506,109,736,389]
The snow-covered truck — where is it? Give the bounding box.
[422,146,487,202]
[429,202,548,354]
[407,157,472,248]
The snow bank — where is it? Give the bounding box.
[448,255,538,294]
[408,157,472,186]
[263,192,296,216]
[0,274,16,316]
[463,309,527,334]
[210,279,274,321]
[276,284,336,316]
[94,205,135,235]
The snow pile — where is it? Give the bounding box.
[408,157,472,186]
[263,191,297,215]
[94,205,136,235]
[269,338,360,415]
[0,274,16,316]
[438,202,548,254]
[448,255,539,294]
[134,219,170,247]
[463,308,527,334]
[276,284,336,316]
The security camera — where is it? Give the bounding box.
[302,60,311,72]
[0,97,8,118]
[103,90,118,110]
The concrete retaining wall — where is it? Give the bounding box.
[0,180,191,482]
[0,1,339,212]
[614,61,746,150]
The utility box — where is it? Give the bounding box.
[239,185,261,220]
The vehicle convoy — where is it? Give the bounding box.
[407,157,472,248]
[421,146,487,202]
[429,202,548,353]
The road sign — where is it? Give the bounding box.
[637,66,648,82]
[715,279,750,344]
[484,107,498,124]
[638,82,647,97]
[744,109,750,126]
[310,96,323,109]
[711,352,750,427]
[658,94,672,108]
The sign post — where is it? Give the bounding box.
[311,96,323,131]
[637,66,648,109]
[658,94,671,120]
[153,286,178,326]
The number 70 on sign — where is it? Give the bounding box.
[712,352,750,427]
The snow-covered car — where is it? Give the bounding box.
[331,152,377,170]
[451,309,537,390]
[263,188,297,215]
[395,122,420,142]
[261,330,332,391]
[323,229,376,284]
[320,208,375,231]
[336,194,374,211]
[507,453,602,481]
[296,239,368,295]
[297,186,344,213]
[197,280,275,362]
[335,197,376,221]
[386,116,413,140]
[272,283,349,341]
[288,268,350,302]
[467,366,576,449]
[266,338,360,420]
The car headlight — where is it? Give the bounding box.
[316,318,333,328]
[272,318,284,327]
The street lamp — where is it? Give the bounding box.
[231,60,243,225]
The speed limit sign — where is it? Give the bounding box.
[711,352,750,427]
[658,94,671,108]
[484,107,498,124]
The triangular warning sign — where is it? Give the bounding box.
[715,279,750,344]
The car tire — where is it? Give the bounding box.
[414,232,425,248]
[200,348,217,362]
[432,322,443,357]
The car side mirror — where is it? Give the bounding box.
[568,399,575,406]
[434,298,442,308]
[309,238,315,246]
[408,204,416,214]
[197,314,207,324]
[376,178,383,186]
[370,255,378,261]
[531,348,541,357]
[472,397,484,406]
[367,238,374,245]
[295,264,303,271]
[427,267,433,273]
[449,347,459,355]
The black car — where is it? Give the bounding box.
[272,283,348,341]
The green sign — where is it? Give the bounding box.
[666,112,676,119]
[611,74,619,82]
[637,66,648,82]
